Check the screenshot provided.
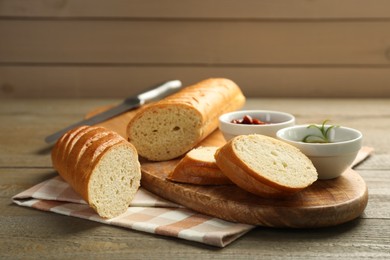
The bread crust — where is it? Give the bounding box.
[52,125,89,177]
[127,78,245,161]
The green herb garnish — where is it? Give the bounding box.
[302,120,338,143]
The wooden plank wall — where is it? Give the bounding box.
[1,0,390,98]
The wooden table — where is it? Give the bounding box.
[1,98,389,259]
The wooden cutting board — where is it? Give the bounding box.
[89,106,368,228]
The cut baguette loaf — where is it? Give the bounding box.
[126,78,245,161]
[51,126,141,218]
[214,134,318,198]
[167,146,232,185]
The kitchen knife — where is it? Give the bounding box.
[44,80,182,144]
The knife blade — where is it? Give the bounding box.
[44,80,182,144]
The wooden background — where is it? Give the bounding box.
[1,0,390,98]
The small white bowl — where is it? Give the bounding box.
[219,110,295,140]
[276,124,363,179]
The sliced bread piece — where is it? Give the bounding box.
[214,134,318,198]
[86,141,141,218]
[73,133,124,197]
[51,126,141,218]
[167,146,232,185]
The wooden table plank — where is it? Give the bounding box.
[3,20,390,65]
[2,66,390,99]
[3,0,390,19]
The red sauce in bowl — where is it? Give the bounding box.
[231,115,269,125]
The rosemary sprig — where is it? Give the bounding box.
[302,120,338,143]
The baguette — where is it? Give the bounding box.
[167,146,233,185]
[51,126,141,218]
[127,78,246,161]
[214,134,318,198]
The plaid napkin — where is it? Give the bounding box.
[12,147,373,247]
[12,176,253,247]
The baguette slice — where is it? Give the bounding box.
[127,78,245,161]
[51,126,141,218]
[214,134,318,198]
[167,146,232,185]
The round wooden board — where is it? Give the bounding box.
[141,157,368,228]
[90,107,368,228]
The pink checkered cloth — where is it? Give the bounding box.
[12,177,253,247]
[12,147,373,247]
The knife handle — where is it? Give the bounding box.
[132,80,182,104]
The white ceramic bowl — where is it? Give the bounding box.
[276,124,363,179]
[219,110,295,140]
